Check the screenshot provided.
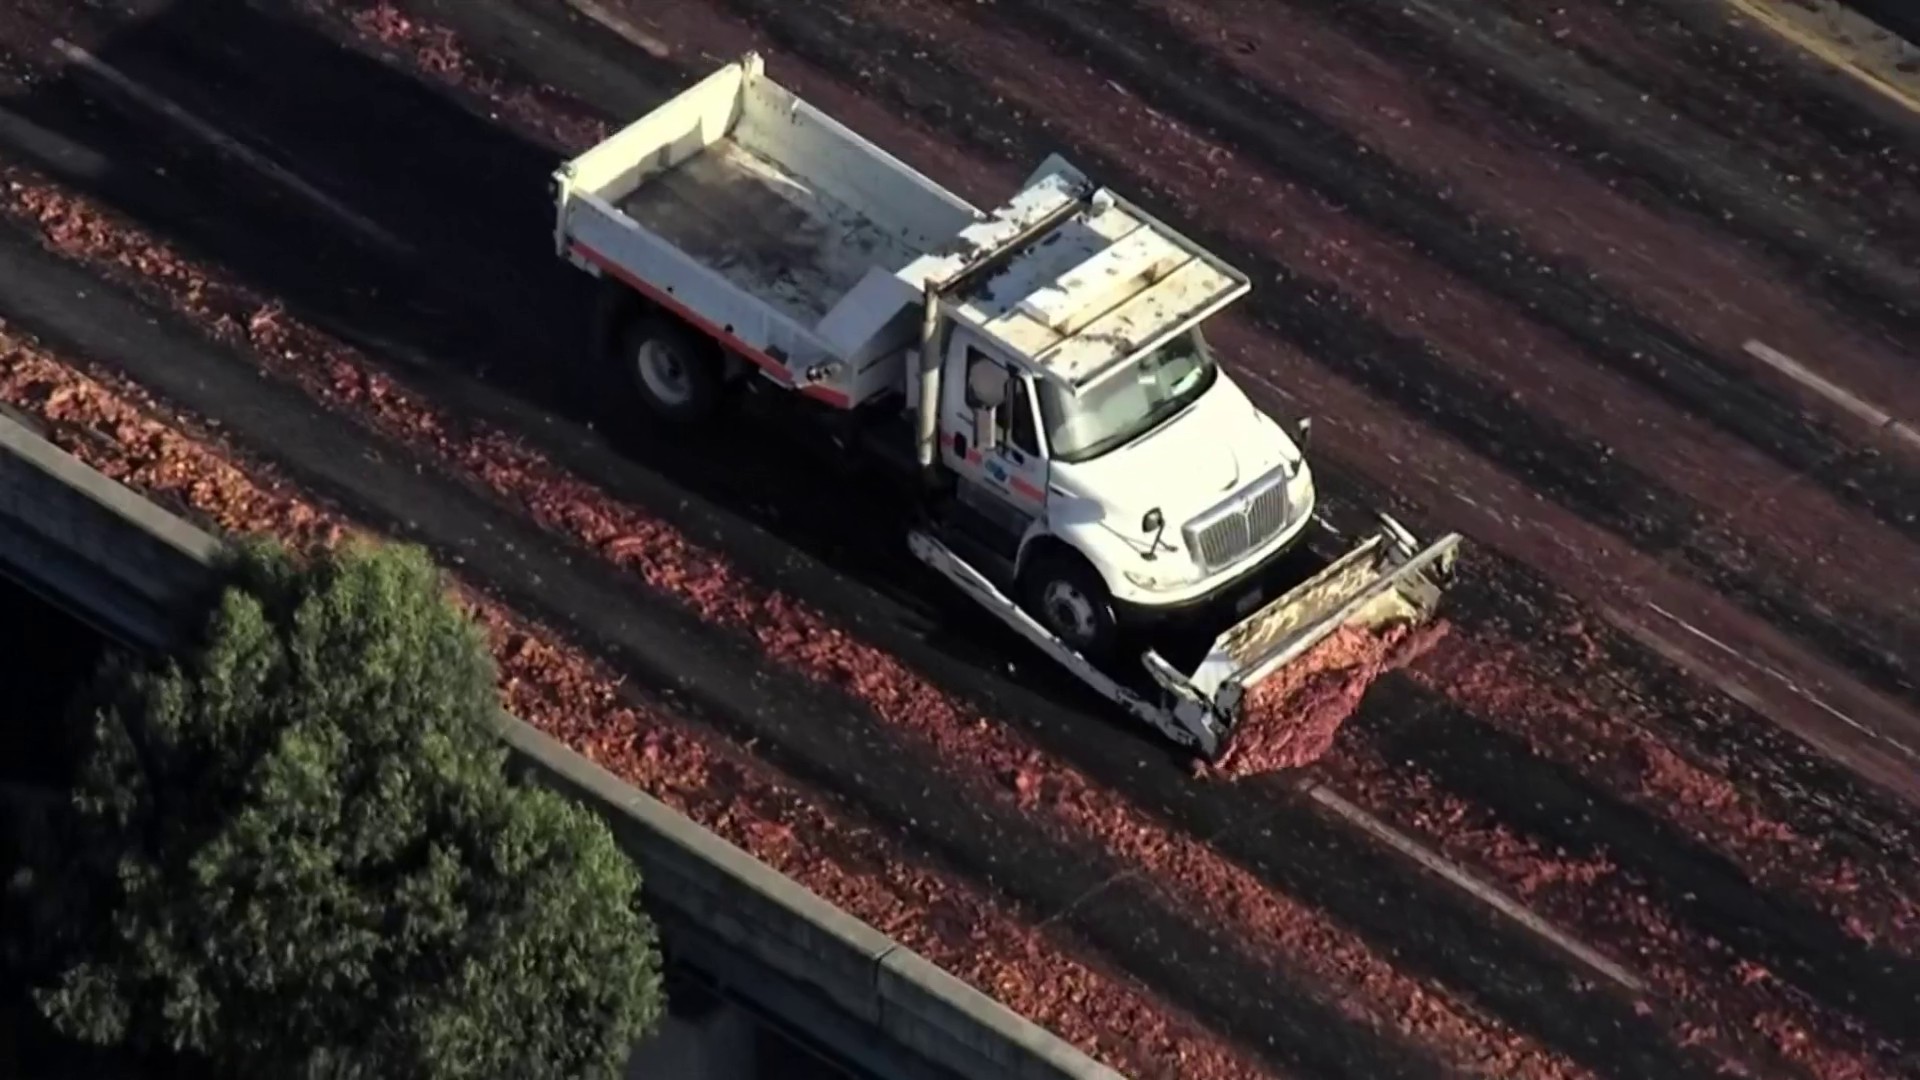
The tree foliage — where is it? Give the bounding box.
[24,540,663,1080]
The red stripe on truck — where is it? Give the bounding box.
[571,242,852,408]
[1010,477,1046,502]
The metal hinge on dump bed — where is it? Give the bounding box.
[908,515,1462,759]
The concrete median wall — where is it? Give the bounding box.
[0,410,1123,1080]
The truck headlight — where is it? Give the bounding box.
[1123,568,1185,593]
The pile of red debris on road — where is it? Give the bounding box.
[1204,621,1450,779]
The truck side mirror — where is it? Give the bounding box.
[972,407,997,453]
[1141,507,1169,560]
[966,359,1009,410]
[1295,416,1313,450]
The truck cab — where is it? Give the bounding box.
[929,314,1319,655]
[910,165,1317,658]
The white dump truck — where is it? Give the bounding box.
[552,54,1462,759]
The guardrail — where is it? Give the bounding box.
[0,410,1123,1080]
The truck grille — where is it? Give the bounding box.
[1184,468,1293,573]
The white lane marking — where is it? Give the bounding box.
[49,39,409,256]
[1640,601,1920,763]
[1644,600,1748,665]
[563,0,673,58]
[1742,339,1920,453]
[1300,781,1651,995]
[1607,602,1920,814]
[0,106,112,180]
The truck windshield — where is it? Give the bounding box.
[1038,330,1218,463]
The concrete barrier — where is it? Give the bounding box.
[0,411,1124,1080]
[0,407,220,648]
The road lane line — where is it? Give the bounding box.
[1298,780,1651,995]
[1603,603,1920,813]
[1642,600,1920,763]
[1743,339,1920,454]
[49,38,409,256]
[562,0,673,58]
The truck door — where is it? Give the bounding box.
[943,343,1050,514]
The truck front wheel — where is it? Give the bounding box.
[1023,551,1119,661]
[617,316,725,425]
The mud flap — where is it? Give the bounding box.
[1177,514,1462,737]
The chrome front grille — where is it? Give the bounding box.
[1184,468,1293,572]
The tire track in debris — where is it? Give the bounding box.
[1478,0,1920,245]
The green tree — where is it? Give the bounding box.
[21,540,663,1080]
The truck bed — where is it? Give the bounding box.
[555,54,981,401]
[618,137,929,327]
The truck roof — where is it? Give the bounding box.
[907,172,1251,391]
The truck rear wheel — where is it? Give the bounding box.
[616,316,726,425]
[1023,551,1119,661]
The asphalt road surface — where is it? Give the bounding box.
[0,0,1915,1077]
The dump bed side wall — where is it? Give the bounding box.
[735,75,978,256]
[567,61,748,205]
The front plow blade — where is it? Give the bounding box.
[1192,515,1462,724]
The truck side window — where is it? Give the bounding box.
[1003,377,1041,458]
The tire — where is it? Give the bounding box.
[611,314,726,426]
[1022,550,1120,661]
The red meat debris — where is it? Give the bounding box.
[1204,621,1450,779]
[0,346,345,550]
[0,337,1272,1080]
[1412,631,1920,961]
